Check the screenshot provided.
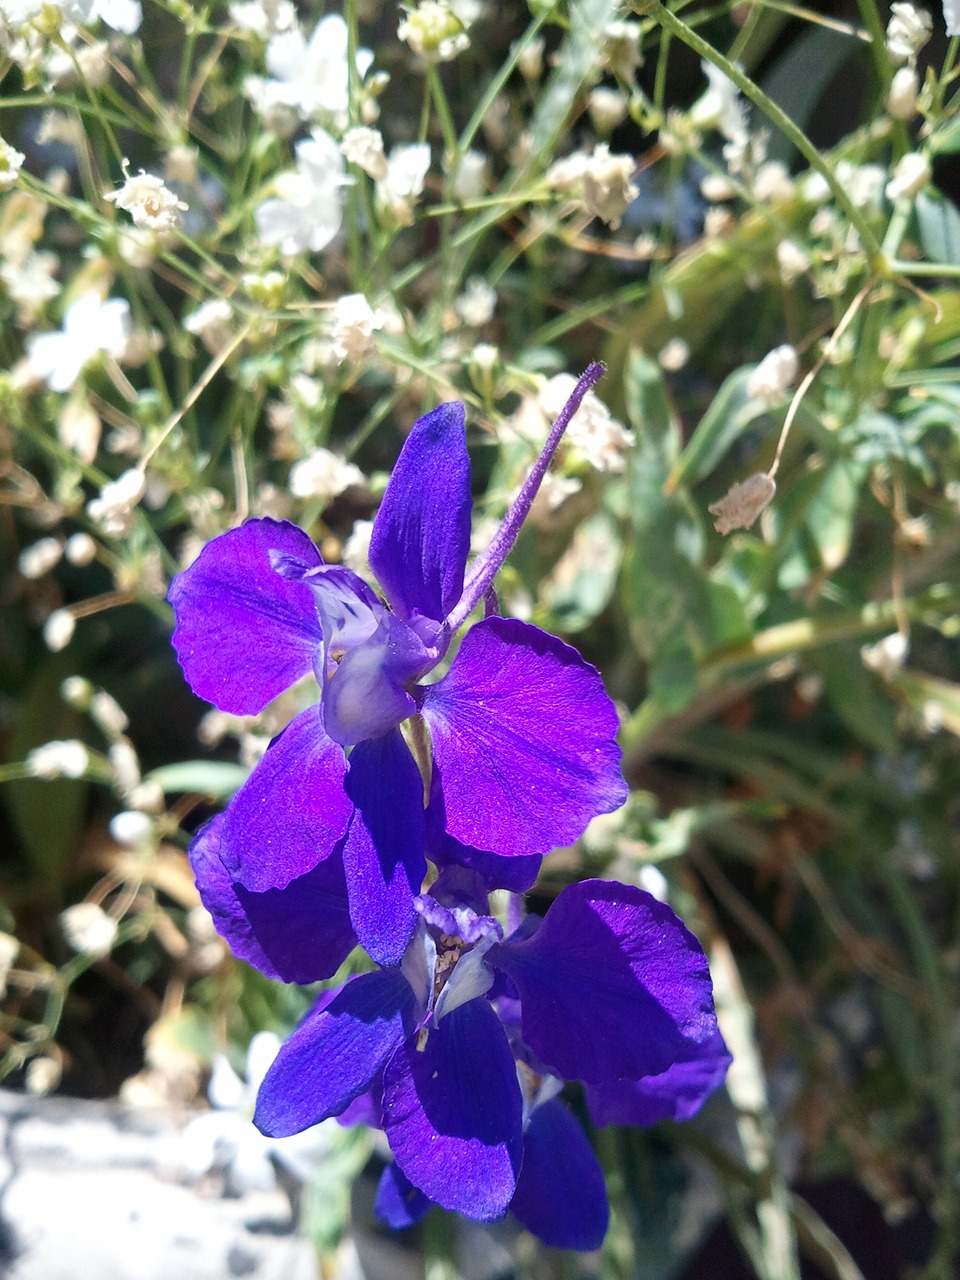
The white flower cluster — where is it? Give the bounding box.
[288,448,364,504]
[0,137,25,190]
[26,294,131,392]
[245,12,373,125]
[255,129,351,255]
[0,0,141,32]
[546,144,638,229]
[398,1,471,63]
[105,164,187,232]
[538,374,635,473]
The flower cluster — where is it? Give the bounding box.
[170,368,729,1248]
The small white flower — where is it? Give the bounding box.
[601,19,643,81]
[109,809,154,847]
[330,292,384,363]
[516,34,543,80]
[1,250,61,320]
[946,0,960,38]
[753,160,793,204]
[398,1,470,62]
[885,151,931,201]
[104,163,187,231]
[658,338,690,372]
[886,3,932,62]
[18,536,62,579]
[377,142,431,226]
[0,0,143,33]
[61,676,93,708]
[60,902,118,958]
[228,0,296,37]
[65,531,97,566]
[777,239,810,284]
[0,138,25,190]
[86,467,146,537]
[538,375,634,473]
[588,86,628,134]
[249,13,373,121]
[25,1057,61,1096]
[690,60,748,145]
[887,66,919,119]
[255,129,351,255]
[288,448,364,503]
[91,689,128,736]
[450,148,488,202]
[43,608,75,652]
[547,144,638,229]
[340,125,387,180]
[341,518,374,580]
[708,471,776,534]
[109,738,141,793]
[26,739,89,778]
[861,631,909,680]
[26,294,131,392]
[455,277,496,327]
[746,344,799,407]
[184,298,234,354]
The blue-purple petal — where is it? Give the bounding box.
[487,880,719,1085]
[375,1163,433,1230]
[510,1099,608,1251]
[255,971,418,1138]
[382,999,522,1220]
[421,617,628,858]
[585,1029,732,1127]
[169,519,322,715]
[426,784,542,892]
[189,813,356,984]
[369,402,471,624]
[342,729,426,966]
[219,706,352,892]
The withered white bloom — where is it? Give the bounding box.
[0,138,25,190]
[43,609,75,652]
[861,631,909,680]
[105,164,187,231]
[255,129,351,255]
[946,0,960,38]
[91,688,128,736]
[60,902,118,958]
[342,518,375,581]
[398,0,470,62]
[330,292,384,363]
[450,148,488,201]
[886,3,932,61]
[588,86,628,134]
[601,19,643,81]
[658,338,690,372]
[1,250,61,320]
[249,13,373,121]
[184,298,234,354]
[690,60,748,145]
[885,151,931,201]
[26,738,89,778]
[377,142,431,226]
[747,344,799,407]
[455,276,496,327]
[341,125,387,180]
[581,146,637,226]
[18,536,62,579]
[26,294,131,392]
[109,809,154,847]
[887,66,919,119]
[288,448,364,503]
[708,472,776,534]
[65,531,97,565]
[109,739,141,793]
[777,239,810,284]
[539,374,635,473]
[87,467,146,537]
[228,0,296,37]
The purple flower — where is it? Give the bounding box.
[189,823,729,1249]
[169,366,628,964]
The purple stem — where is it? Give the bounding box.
[445,362,606,631]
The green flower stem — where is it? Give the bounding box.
[634,0,885,267]
[457,11,550,158]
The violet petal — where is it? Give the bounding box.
[510,1099,608,1251]
[375,1163,433,1230]
[168,518,322,716]
[585,1029,732,1127]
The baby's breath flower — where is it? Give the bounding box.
[600,19,642,81]
[538,375,634,473]
[885,3,932,63]
[547,145,638,229]
[91,689,128,736]
[341,518,375,581]
[0,138,26,190]
[26,738,89,778]
[690,60,748,144]
[60,902,118,958]
[61,675,93,708]
[377,142,431,226]
[588,86,628,135]
[1,250,60,321]
[25,1057,61,1096]
[341,125,387,180]
[228,0,296,37]
[43,608,75,651]
[109,808,154,847]
[450,148,488,201]
[658,338,690,372]
[109,738,141,793]
[255,129,350,255]
[708,472,776,534]
[398,0,470,62]
[248,12,372,122]
[747,344,798,406]
[0,933,18,997]
[18,536,62,579]
[861,631,908,680]
[887,66,919,119]
[165,143,198,186]
[753,160,792,204]
[455,277,496,326]
[885,151,931,201]
[26,294,131,392]
[777,238,810,284]
[58,395,101,465]
[86,467,146,537]
[105,162,188,231]
[184,298,234,354]
[288,448,364,503]
[65,531,97,565]
[330,292,384,363]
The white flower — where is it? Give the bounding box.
[249,13,373,121]
[588,86,628,134]
[1,250,61,319]
[64,531,97,565]
[601,19,643,80]
[182,1032,333,1194]
[887,66,919,119]
[886,151,931,201]
[546,144,638,229]
[0,138,25,189]
[18,536,62,579]
[886,3,932,61]
[104,164,187,231]
[228,0,296,37]
[0,0,140,30]
[26,294,131,392]
[398,1,470,62]
[341,125,387,180]
[109,809,154,847]
[455,277,496,326]
[658,338,690,372]
[690,60,748,145]
[288,448,364,503]
[87,467,146,537]
[377,142,431,226]
[450,148,488,201]
[538,375,634,473]
[26,739,89,778]
[708,472,776,534]
[341,518,374,580]
[777,239,810,284]
[946,0,960,38]
[330,292,384,363]
[862,631,909,679]
[91,688,128,736]
[60,902,118,958]
[184,298,234,354]
[255,129,350,255]
[746,344,798,407]
[109,739,140,793]
[43,609,75,651]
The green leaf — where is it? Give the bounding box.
[665,367,765,492]
[805,458,864,573]
[915,191,960,266]
[542,512,622,632]
[146,760,250,797]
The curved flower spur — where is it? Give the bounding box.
[169,365,628,964]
